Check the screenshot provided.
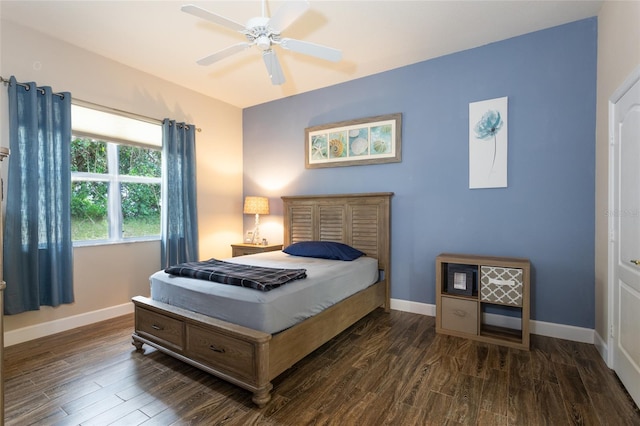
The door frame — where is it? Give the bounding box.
[607,64,640,367]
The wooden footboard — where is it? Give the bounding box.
[132,295,273,406]
[132,280,385,407]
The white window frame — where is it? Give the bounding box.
[71,103,162,246]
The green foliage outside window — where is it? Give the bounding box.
[121,182,161,238]
[71,180,109,240]
[119,144,161,177]
[71,138,107,173]
[71,137,162,241]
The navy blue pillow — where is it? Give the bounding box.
[283,241,365,261]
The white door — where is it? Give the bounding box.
[609,65,640,407]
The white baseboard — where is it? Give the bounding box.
[4,302,134,347]
[4,299,596,347]
[594,330,610,366]
[390,298,595,344]
[529,318,594,344]
[390,298,436,316]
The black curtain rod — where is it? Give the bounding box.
[0,75,66,99]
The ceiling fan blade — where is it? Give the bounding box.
[181,4,246,33]
[263,50,285,85]
[268,0,310,33]
[280,38,342,62]
[197,42,251,66]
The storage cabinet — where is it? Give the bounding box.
[435,253,530,350]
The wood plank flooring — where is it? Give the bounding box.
[4,309,639,425]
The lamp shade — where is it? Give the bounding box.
[243,196,269,215]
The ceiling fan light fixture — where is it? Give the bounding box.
[256,35,271,51]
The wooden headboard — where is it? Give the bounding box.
[282,192,393,305]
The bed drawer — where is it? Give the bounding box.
[186,324,256,382]
[441,296,478,335]
[136,307,185,351]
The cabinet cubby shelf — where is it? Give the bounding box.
[435,253,530,350]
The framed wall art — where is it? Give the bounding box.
[305,113,402,168]
[469,96,508,189]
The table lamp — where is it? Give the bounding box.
[243,196,269,244]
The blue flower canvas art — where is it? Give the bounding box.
[469,97,508,188]
[474,109,504,170]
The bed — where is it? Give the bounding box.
[131,192,392,407]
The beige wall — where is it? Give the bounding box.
[0,20,243,337]
[595,2,640,351]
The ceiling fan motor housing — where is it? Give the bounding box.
[245,16,280,51]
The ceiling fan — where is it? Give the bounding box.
[181,0,342,85]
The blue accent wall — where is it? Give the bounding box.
[243,18,597,328]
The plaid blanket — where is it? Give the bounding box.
[164,258,307,292]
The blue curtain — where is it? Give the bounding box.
[4,76,74,314]
[161,119,199,268]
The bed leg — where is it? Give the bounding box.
[131,336,144,351]
[252,385,272,408]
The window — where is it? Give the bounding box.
[71,104,162,244]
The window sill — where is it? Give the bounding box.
[73,236,160,248]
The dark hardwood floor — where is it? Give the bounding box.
[4,309,639,425]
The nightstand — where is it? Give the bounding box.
[231,243,283,257]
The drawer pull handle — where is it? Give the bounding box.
[209,345,226,354]
[453,309,467,318]
[151,324,163,331]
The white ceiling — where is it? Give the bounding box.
[0,0,603,109]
